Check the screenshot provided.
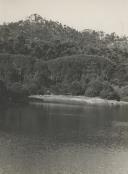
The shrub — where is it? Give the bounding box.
[7,82,28,103]
[84,79,120,100]
[85,78,103,97]
[70,81,83,95]
[23,82,39,95]
[100,82,120,101]
[0,80,8,104]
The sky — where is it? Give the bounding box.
[1,0,128,35]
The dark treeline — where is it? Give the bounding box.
[0,14,128,102]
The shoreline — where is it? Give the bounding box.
[29,95,128,106]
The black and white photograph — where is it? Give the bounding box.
[1,0,128,173]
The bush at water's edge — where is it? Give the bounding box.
[0,80,29,105]
[0,79,124,105]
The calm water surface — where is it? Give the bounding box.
[0,103,128,174]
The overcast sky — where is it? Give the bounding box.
[1,0,128,35]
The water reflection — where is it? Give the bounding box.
[0,103,128,173]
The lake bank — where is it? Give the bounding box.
[29,95,128,106]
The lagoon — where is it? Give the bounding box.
[0,103,128,173]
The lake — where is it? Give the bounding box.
[0,103,128,174]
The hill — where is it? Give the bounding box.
[0,14,128,101]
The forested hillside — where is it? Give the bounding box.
[0,14,128,102]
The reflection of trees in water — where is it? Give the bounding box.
[0,105,128,146]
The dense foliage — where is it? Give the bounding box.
[1,14,128,101]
